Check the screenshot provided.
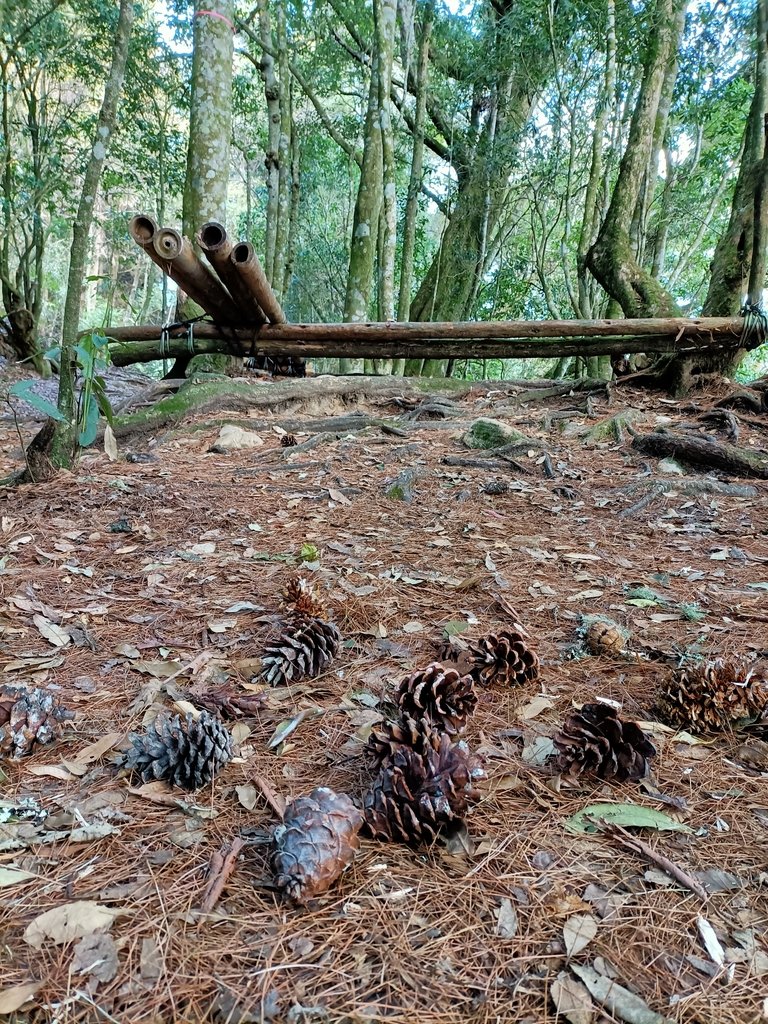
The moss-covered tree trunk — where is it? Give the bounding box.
[43,0,134,470]
[704,0,768,317]
[663,0,768,390]
[372,0,397,375]
[586,0,686,320]
[396,0,433,367]
[341,0,395,373]
[180,0,236,375]
[404,0,562,378]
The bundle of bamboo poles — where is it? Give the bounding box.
[129,215,286,328]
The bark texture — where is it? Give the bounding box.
[48,0,134,468]
[586,0,686,319]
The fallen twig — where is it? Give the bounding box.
[199,837,245,912]
[603,822,708,900]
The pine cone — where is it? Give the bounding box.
[656,659,768,734]
[363,733,481,846]
[281,433,298,447]
[581,617,629,656]
[121,710,233,790]
[365,713,441,768]
[273,787,363,902]
[396,663,477,734]
[282,576,328,620]
[257,614,340,687]
[0,685,74,759]
[553,702,656,782]
[468,628,539,686]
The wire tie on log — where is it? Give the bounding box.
[187,320,195,355]
[739,302,768,349]
[160,325,170,359]
[194,9,236,32]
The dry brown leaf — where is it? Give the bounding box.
[495,898,518,938]
[551,972,594,1024]
[69,732,124,766]
[24,901,123,948]
[564,913,598,957]
[71,932,119,984]
[0,981,42,1014]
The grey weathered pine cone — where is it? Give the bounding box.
[0,684,74,759]
[121,710,233,791]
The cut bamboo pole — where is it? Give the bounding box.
[103,316,746,367]
[150,228,242,325]
[197,221,266,326]
[230,241,287,324]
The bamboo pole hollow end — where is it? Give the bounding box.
[129,215,157,247]
[153,228,184,260]
[199,221,228,253]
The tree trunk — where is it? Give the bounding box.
[397,0,432,327]
[180,0,236,373]
[341,1,389,372]
[373,0,397,374]
[259,0,280,281]
[586,0,686,319]
[704,0,768,316]
[406,2,563,376]
[43,0,134,470]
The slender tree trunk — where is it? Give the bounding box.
[46,0,134,468]
[259,0,280,281]
[182,1,234,243]
[704,0,768,316]
[180,0,236,373]
[586,0,687,319]
[341,5,387,372]
[265,0,293,301]
[577,0,615,320]
[373,0,397,374]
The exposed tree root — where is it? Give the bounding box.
[632,431,768,478]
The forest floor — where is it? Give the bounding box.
[0,373,767,1024]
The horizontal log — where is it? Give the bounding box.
[102,316,746,366]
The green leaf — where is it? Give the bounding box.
[8,381,67,422]
[565,802,695,835]
[92,376,114,425]
[78,397,100,447]
[300,542,319,563]
[443,620,470,637]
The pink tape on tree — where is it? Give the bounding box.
[195,9,236,31]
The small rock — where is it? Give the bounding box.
[462,418,530,450]
[658,457,685,475]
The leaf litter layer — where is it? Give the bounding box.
[0,377,767,1024]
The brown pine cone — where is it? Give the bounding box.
[396,663,477,734]
[282,575,328,620]
[363,733,481,846]
[273,787,363,903]
[468,628,539,686]
[553,702,656,782]
[0,685,74,759]
[365,714,441,769]
[281,433,298,447]
[656,658,768,734]
[582,617,629,656]
[257,614,340,687]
